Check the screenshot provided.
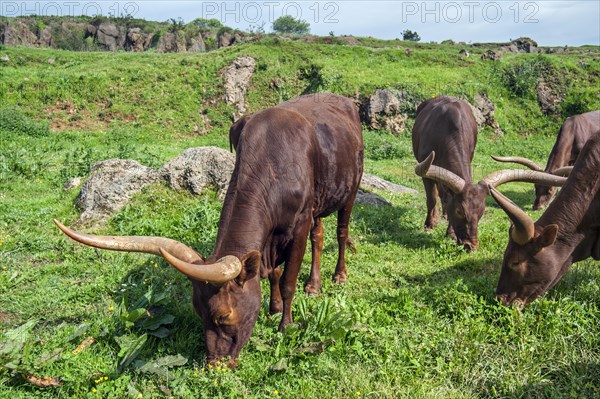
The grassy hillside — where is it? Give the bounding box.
[1,41,599,398]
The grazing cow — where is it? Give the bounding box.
[493,110,599,209]
[413,96,568,250]
[55,93,364,366]
[490,129,600,306]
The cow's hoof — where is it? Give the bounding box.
[304,282,321,296]
[332,272,347,284]
[424,225,435,232]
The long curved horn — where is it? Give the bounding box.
[160,249,241,285]
[551,166,573,177]
[415,151,466,193]
[489,188,535,245]
[491,155,543,171]
[54,219,203,263]
[481,169,567,189]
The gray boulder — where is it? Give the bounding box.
[469,93,503,135]
[127,27,153,52]
[157,31,187,53]
[76,159,160,223]
[362,89,411,135]
[3,21,37,46]
[188,35,206,52]
[96,23,126,51]
[223,56,256,119]
[160,147,235,199]
[360,173,417,195]
[355,189,392,207]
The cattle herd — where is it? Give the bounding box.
[54,93,599,367]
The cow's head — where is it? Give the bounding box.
[443,182,489,251]
[533,184,556,210]
[54,220,261,367]
[489,189,567,306]
[416,152,567,251]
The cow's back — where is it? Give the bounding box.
[277,94,364,217]
[412,96,478,180]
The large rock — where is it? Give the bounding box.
[511,37,539,53]
[2,21,37,46]
[469,93,503,135]
[127,27,153,52]
[480,49,502,61]
[354,189,392,207]
[76,159,160,223]
[217,31,243,48]
[537,79,562,116]
[157,31,187,53]
[160,147,235,199]
[96,22,126,51]
[222,56,256,119]
[188,35,206,52]
[360,173,417,195]
[361,89,411,135]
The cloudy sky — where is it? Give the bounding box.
[4,1,599,46]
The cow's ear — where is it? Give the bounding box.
[535,224,558,249]
[236,250,261,287]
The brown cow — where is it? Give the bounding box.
[55,93,364,366]
[490,129,600,306]
[493,110,599,209]
[413,96,567,250]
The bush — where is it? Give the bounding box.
[561,90,599,116]
[272,15,310,35]
[0,107,49,137]
[500,57,553,98]
[402,30,421,42]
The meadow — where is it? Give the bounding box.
[0,40,599,398]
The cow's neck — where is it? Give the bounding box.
[538,147,600,258]
[212,171,273,259]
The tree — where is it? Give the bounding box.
[191,18,224,30]
[402,29,421,42]
[272,15,310,35]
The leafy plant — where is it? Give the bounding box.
[272,16,310,35]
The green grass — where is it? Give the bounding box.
[1,42,599,398]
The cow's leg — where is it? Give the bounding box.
[333,193,357,284]
[423,178,440,231]
[304,217,323,295]
[279,219,311,332]
[268,266,283,315]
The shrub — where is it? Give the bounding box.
[272,15,310,35]
[0,107,49,137]
[402,29,421,42]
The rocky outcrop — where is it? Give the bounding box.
[536,80,563,116]
[76,159,160,223]
[160,147,235,199]
[361,89,413,135]
[480,49,502,61]
[217,31,243,48]
[127,28,153,52]
[222,56,256,119]
[157,31,187,53]
[2,20,37,46]
[96,22,126,51]
[188,35,206,52]
[469,93,503,135]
